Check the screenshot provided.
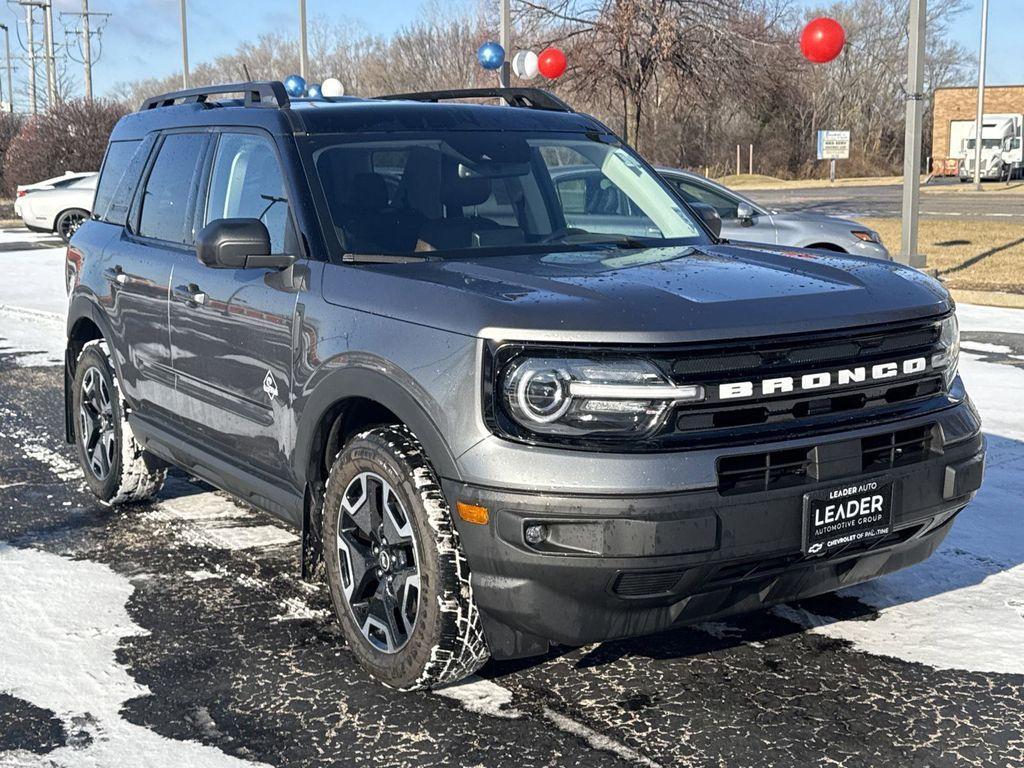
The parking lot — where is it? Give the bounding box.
[1,228,1022,768]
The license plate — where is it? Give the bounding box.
[803,479,894,556]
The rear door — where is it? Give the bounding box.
[169,129,301,482]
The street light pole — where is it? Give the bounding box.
[499,0,511,88]
[298,0,308,79]
[179,0,189,88]
[898,0,927,268]
[25,4,36,114]
[972,0,989,190]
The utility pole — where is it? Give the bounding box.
[298,0,308,79]
[25,3,36,113]
[499,0,511,88]
[60,1,110,101]
[0,24,12,111]
[81,0,91,100]
[42,0,55,105]
[972,0,989,190]
[179,0,189,88]
[898,0,927,267]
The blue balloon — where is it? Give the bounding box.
[477,41,505,71]
[306,83,322,99]
[284,74,306,97]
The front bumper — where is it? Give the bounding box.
[444,402,985,659]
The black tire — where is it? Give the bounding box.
[55,208,88,243]
[72,340,166,504]
[322,425,489,690]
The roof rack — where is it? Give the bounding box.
[375,87,573,113]
[139,81,289,112]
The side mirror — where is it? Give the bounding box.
[688,201,722,239]
[196,218,294,270]
[736,202,755,223]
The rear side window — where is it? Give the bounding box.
[138,133,207,244]
[93,140,146,226]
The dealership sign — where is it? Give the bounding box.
[816,130,850,160]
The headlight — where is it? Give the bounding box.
[500,356,703,438]
[931,314,960,388]
[851,230,881,244]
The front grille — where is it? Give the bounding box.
[613,570,684,597]
[861,424,936,472]
[717,447,813,495]
[718,424,936,496]
[652,315,948,447]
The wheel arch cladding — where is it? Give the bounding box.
[296,367,464,580]
[65,303,110,443]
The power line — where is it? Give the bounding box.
[59,1,110,101]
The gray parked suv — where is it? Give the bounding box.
[65,83,983,690]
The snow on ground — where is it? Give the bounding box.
[0,242,67,366]
[0,544,270,768]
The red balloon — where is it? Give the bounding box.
[800,17,845,64]
[537,47,567,79]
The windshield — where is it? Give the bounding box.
[306,132,705,258]
[965,138,1003,150]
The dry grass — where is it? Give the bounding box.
[856,217,1024,294]
[714,173,915,190]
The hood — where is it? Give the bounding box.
[769,210,856,227]
[322,243,950,344]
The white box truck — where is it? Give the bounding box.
[958,113,1023,181]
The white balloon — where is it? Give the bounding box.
[321,77,345,98]
[512,50,539,80]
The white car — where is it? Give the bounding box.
[14,171,96,219]
[17,173,98,242]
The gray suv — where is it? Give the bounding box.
[65,83,983,690]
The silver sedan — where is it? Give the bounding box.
[657,168,891,260]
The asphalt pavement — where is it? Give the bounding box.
[2,240,1024,768]
[746,181,1024,219]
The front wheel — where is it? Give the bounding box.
[323,425,489,689]
[72,340,166,504]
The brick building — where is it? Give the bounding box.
[931,85,1024,171]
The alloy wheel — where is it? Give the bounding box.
[335,472,420,653]
[59,212,86,241]
[79,366,117,481]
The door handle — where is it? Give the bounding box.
[103,266,128,285]
[173,283,207,307]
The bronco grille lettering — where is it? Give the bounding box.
[719,356,930,400]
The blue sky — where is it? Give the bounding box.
[2,0,1018,105]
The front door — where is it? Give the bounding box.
[665,176,776,245]
[169,130,302,485]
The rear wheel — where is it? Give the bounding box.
[72,340,166,504]
[323,425,489,689]
[56,208,88,243]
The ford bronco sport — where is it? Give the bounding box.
[65,82,984,689]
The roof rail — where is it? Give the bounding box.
[375,87,573,113]
[139,81,289,112]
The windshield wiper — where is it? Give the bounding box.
[342,252,435,264]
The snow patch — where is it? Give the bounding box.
[434,676,521,719]
[542,707,662,768]
[149,492,298,551]
[0,543,269,767]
